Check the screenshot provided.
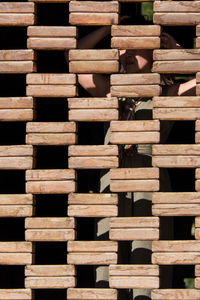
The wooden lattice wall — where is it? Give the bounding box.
[0,0,200,299]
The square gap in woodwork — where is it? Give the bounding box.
[0,218,25,241]
[161,168,195,192]
[118,241,132,264]
[36,51,68,73]
[78,26,111,49]
[77,170,102,193]
[35,146,68,169]
[0,266,24,288]
[36,3,69,26]
[76,218,94,241]
[35,98,68,122]
[120,3,142,22]
[162,26,196,49]
[174,216,195,240]
[35,194,67,217]
[34,242,67,265]
[0,75,26,97]
[0,27,27,50]
[173,265,194,288]
[0,170,25,193]
[78,123,105,145]
[34,289,66,300]
[76,265,95,288]
[0,122,26,145]
[160,121,195,144]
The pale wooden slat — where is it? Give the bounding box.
[67,288,117,300]
[27,38,76,50]
[152,192,200,204]
[28,26,77,37]
[111,37,160,49]
[0,253,32,265]
[112,25,160,37]
[25,229,75,241]
[109,276,159,289]
[153,108,200,120]
[26,181,76,194]
[110,168,159,180]
[110,132,160,144]
[68,205,118,217]
[153,61,200,74]
[153,96,200,108]
[67,252,117,265]
[153,145,200,155]
[0,109,33,121]
[25,265,75,276]
[0,157,33,170]
[110,228,159,241]
[154,1,200,12]
[69,50,118,61]
[152,241,200,252]
[0,242,32,253]
[151,289,200,300]
[68,97,118,109]
[0,206,33,217]
[69,157,118,169]
[111,73,160,85]
[153,204,200,216]
[26,122,76,133]
[68,193,118,205]
[68,241,117,252]
[0,50,34,61]
[196,169,200,179]
[68,145,118,156]
[0,145,33,156]
[109,264,159,276]
[69,13,118,26]
[195,265,200,276]
[196,132,200,143]
[26,133,76,145]
[110,217,159,228]
[25,217,75,229]
[196,120,200,130]
[26,85,77,98]
[153,13,200,26]
[25,277,75,289]
[26,169,75,181]
[0,14,35,26]
[0,289,32,300]
[195,217,200,227]
[69,109,118,122]
[110,179,159,192]
[0,97,33,109]
[110,120,159,132]
[69,1,119,13]
[152,252,200,264]
[0,195,33,208]
[0,3,34,13]
[69,61,119,74]
[111,85,161,97]
[154,49,200,61]
[26,73,76,85]
[152,156,200,168]
[0,62,34,74]
[196,180,200,191]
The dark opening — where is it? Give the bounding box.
[0,266,24,288]
[34,242,67,264]
[0,27,27,49]
[76,265,94,288]
[36,3,69,26]
[173,265,194,288]
[162,26,196,49]
[0,75,26,97]
[0,122,26,145]
[161,121,195,144]
[35,98,68,122]
[76,218,94,240]
[0,171,25,193]
[77,170,101,193]
[36,51,68,73]
[173,216,195,240]
[34,289,66,300]
[0,218,24,241]
[78,122,104,145]
[35,194,67,217]
[36,146,68,169]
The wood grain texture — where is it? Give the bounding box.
[151,289,200,300]
[0,242,32,253]
[154,13,200,26]
[27,85,77,97]
[110,179,159,192]
[152,192,200,204]
[69,50,119,61]
[25,265,75,276]
[0,206,33,217]
[153,108,200,120]
[0,3,34,13]
[0,109,33,121]
[110,132,160,144]
[67,252,117,265]
[109,264,159,276]
[25,277,75,288]
[26,169,75,181]
[69,157,118,169]
[26,181,76,194]
[152,156,200,168]
[112,25,160,37]
[153,145,200,155]
[69,1,119,13]
[0,289,32,300]
[110,228,159,241]
[68,193,118,204]
[110,168,159,180]
[0,62,34,73]
[154,49,200,61]
[67,288,117,300]
[153,204,200,216]
[111,85,161,97]
[0,97,33,109]
[27,38,77,50]
[68,241,117,252]
[111,37,160,49]
[152,240,200,252]
[28,26,77,37]
[0,14,35,26]
[69,13,118,26]
[153,96,200,108]
[0,50,35,61]
[153,61,200,74]
[25,217,75,229]
[26,122,76,133]
[27,73,76,85]
[0,145,33,156]
[110,217,159,228]
[111,73,160,85]
[0,253,32,265]
[154,1,200,12]
[0,157,33,170]
[69,61,119,74]
[25,229,75,241]
[69,109,118,122]
[109,276,159,289]
[68,205,118,217]
[68,145,118,156]
[152,252,200,264]
[110,120,159,131]
[26,133,76,145]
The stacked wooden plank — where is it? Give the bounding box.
[0,0,200,299]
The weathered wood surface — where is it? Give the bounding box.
[69,50,119,61]
[25,265,75,276]
[0,157,33,170]
[109,276,159,289]
[110,168,159,180]
[26,169,75,181]
[68,252,117,265]
[69,13,118,26]
[154,1,200,13]
[196,120,200,130]
[68,193,118,204]
[0,145,33,156]
[26,181,76,194]
[110,132,160,144]
[0,50,35,61]
[0,14,35,26]
[0,97,33,108]
[25,229,75,241]
[153,96,200,108]
[0,206,33,217]
[69,109,118,122]
[111,74,160,85]
[25,217,75,228]
[0,109,33,122]
[69,157,118,169]
[0,62,35,74]
[0,3,34,13]
[68,145,118,156]
[27,38,77,50]
[152,240,200,252]
[28,0,69,2]
[153,204,200,216]
[154,49,200,61]
[69,61,119,74]
[68,241,117,252]
[26,85,77,97]
[110,120,160,131]
[153,192,200,204]
[110,179,159,192]
[152,156,200,168]
[67,288,117,300]
[68,97,118,109]
[151,289,200,300]
[195,216,200,227]
[111,85,161,97]
[195,264,200,276]
[0,242,32,253]
[152,252,200,265]
[110,217,159,228]
[111,37,160,49]
[153,145,200,155]
[153,108,200,120]
[28,26,77,37]
[154,13,200,26]
[112,25,160,37]
[27,122,76,133]
[0,253,32,265]
[25,277,75,288]
[26,133,76,145]
[153,61,200,74]
[109,264,159,276]
[68,205,117,217]
[0,289,32,300]
[27,73,76,85]
[69,1,119,13]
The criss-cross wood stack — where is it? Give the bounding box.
[0,1,199,299]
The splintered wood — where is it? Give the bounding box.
[1,0,200,299]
